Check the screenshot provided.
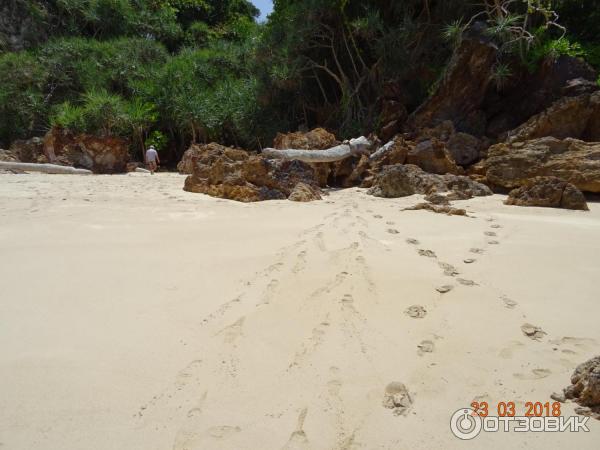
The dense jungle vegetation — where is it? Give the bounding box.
[1,0,599,162]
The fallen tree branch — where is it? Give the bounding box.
[0,162,92,175]
[262,136,371,163]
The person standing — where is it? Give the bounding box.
[145,145,160,174]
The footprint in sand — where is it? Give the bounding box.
[436,285,454,294]
[457,278,477,286]
[463,258,476,264]
[484,231,497,237]
[488,240,500,245]
[382,382,413,416]
[438,262,459,276]
[387,228,399,235]
[406,238,420,245]
[218,317,245,344]
[405,305,427,318]
[491,224,502,229]
[418,249,436,258]
[470,248,484,254]
[282,408,310,450]
[514,368,552,380]
[521,323,546,341]
[292,251,307,274]
[386,221,395,225]
[314,232,327,251]
[499,341,525,359]
[417,340,435,356]
[373,214,383,219]
[501,295,518,309]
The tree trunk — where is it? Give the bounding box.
[0,162,93,175]
[262,136,371,163]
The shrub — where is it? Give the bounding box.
[0,51,48,145]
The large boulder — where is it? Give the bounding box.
[367,164,492,198]
[406,138,463,175]
[483,137,600,193]
[43,128,129,174]
[505,177,588,210]
[506,91,600,143]
[178,143,221,174]
[183,143,321,202]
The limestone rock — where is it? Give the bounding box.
[273,128,338,150]
[446,132,482,166]
[505,177,589,211]
[0,149,19,162]
[484,56,598,138]
[406,138,463,175]
[483,137,600,193]
[271,128,339,188]
[403,202,468,216]
[506,92,600,143]
[178,144,204,174]
[183,142,321,202]
[43,128,129,174]
[9,137,45,163]
[367,164,492,199]
[288,182,322,202]
[409,33,498,135]
[564,356,600,414]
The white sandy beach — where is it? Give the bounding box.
[0,172,599,449]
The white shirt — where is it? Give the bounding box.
[146,148,158,162]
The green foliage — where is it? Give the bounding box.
[527,37,587,71]
[51,89,129,135]
[0,52,48,145]
[3,0,600,157]
[443,20,465,47]
[145,130,168,150]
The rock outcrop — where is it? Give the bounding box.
[484,56,598,138]
[43,128,129,174]
[367,164,492,198]
[272,128,339,187]
[483,137,600,193]
[409,30,498,136]
[406,138,463,175]
[563,356,600,419]
[506,91,600,143]
[288,182,322,202]
[178,144,205,174]
[272,128,338,150]
[0,149,19,162]
[183,143,321,202]
[9,137,46,163]
[505,177,589,210]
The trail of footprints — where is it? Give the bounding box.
[141,200,596,447]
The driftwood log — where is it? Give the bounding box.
[369,140,394,161]
[262,136,372,163]
[0,162,92,175]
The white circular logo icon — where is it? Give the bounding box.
[450,408,482,440]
